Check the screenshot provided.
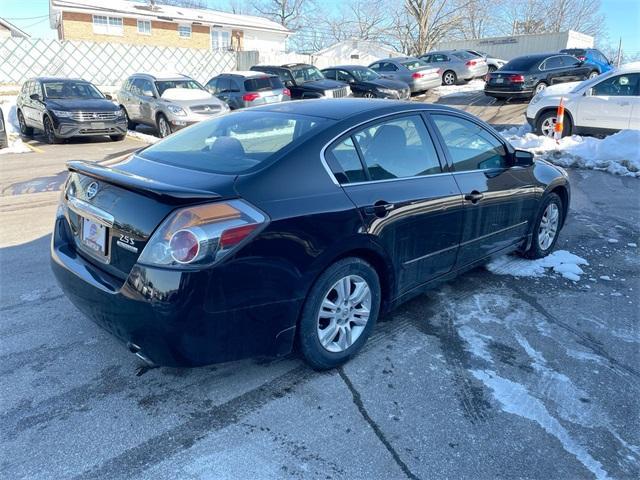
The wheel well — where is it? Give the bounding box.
[550,185,569,227]
[156,111,167,124]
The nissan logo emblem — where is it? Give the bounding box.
[86,181,99,200]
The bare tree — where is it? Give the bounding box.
[544,0,604,38]
[252,0,308,29]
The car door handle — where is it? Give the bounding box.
[465,191,484,203]
[364,201,395,217]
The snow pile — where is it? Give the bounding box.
[0,95,32,154]
[126,129,160,144]
[486,250,589,281]
[501,129,640,178]
[432,79,485,97]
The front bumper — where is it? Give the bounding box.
[54,118,127,138]
[51,216,300,367]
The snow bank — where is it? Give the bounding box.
[501,128,640,178]
[486,250,589,281]
[127,129,160,144]
[0,95,32,155]
[432,79,485,97]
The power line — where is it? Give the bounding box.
[4,14,50,21]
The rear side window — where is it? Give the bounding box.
[432,114,508,171]
[244,76,283,92]
[139,111,328,174]
[452,51,476,60]
[400,59,428,71]
[542,56,564,70]
[329,137,366,183]
[351,115,441,181]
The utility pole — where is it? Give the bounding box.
[616,37,622,67]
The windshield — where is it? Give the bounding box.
[400,59,428,71]
[155,79,205,96]
[350,68,380,81]
[42,81,104,99]
[291,66,325,84]
[139,111,328,174]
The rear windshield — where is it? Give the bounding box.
[502,57,541,71]
[244,76,284,92]
[400,59,428,71]
[452,51,478,60]
[138,111,328,174]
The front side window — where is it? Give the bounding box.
[592,74,640,97]
[139,112,328,174]
[291,66,325,84]
[322,69,336,80]
[350,115,442,181]
[178,25,192,38]
[133,78,154,96]
[401,59,429,71]
[350,68,380,81]
[432,114,508,171]
[336,70,353,82]
[92,15,123,35]
[137,20,151,35]
[42,81,103,99]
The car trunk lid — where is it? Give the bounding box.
[62,157,237,279]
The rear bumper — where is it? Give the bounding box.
[51,216,301,367]
[54,119,127,138]
[410,77,441,92]
[484,88,534,98]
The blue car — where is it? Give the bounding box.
[560,48,613,77]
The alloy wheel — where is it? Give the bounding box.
[363,92,376,98]
[316,275,371,353]
[18,111,27,133]
[443,72,455,85]
[541,117,557,138]
[589,71,599,79]
[44,118,55,143]
[538,203,559,250]
[535,83,547,94]
[158,117,171,138]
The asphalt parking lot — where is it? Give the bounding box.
[1,91,638,479]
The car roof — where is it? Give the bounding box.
[383,57,420,63]
[324,65,371,70]
[253,98,460,120]
[130,72,193,81]
[221,70,276,78]
[31,77,87,82]
[253,63,312,69]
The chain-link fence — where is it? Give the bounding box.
[0,38,238,88]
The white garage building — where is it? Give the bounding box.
[434,30,594,60]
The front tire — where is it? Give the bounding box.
[588,71,599,79]
[442,70,457,86]
[298,257,381,370]
[362,91,376,98]
[157,114,172,138]
[43,116,62,144]
[536,110,572,138]
[524,193,563,259]
[110,134,126,141]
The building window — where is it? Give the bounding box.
[211,29,231,50]
[137,20,151,35]
[178,24,192,38]
[92,15,123,36]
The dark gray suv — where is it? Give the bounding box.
[205,71,291,110]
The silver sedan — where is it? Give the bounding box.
[420,50,489,85]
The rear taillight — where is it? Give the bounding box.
[283,88,291,97]
[465,60,477,66]
[508,74,525,83]
[577,56,586,61]
[411,72,424,79]
[138,200,268,268]
[242,92,260,102]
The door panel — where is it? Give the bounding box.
[326,114,464,293]
[430,113,537,267]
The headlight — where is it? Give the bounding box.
[377,88,396,96]
[166,104,186,116]
[115,109,125,117]
[51,110,73,118]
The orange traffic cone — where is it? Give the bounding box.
[554,97,565,144]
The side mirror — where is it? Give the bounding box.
[585,87,594,97]
[104,94,113,100]
[513,149,534,167]
[30,93,40,101]
[142,90,155,98]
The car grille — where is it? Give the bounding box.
[70,111,119,121]
[190,104,223,114]
[325,87,349,98]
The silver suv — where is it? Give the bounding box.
[117,73,229,137]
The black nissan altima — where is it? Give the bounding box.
[51,99,570,370]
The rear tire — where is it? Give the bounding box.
[442,70,457,86]
[122,108,137,130]
[523,193,563,259]
[588,71,599,79]
[298,257,381,370]
[534,81,548,95]
[110,134,126,141]
[17,110,33,137]
[362,91,376,98]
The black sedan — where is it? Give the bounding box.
[484,53,594,99]
[16,77,127,144]
[51,100,570,370]
[321,65,411,99]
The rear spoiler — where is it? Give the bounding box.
[67,161,220,201]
